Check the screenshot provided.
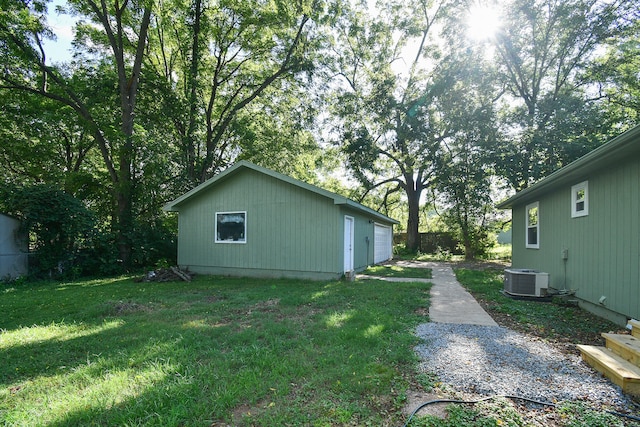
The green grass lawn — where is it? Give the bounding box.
[454,268,623,343]
[4,268,635,426]
[362,265,432,279]
[1,275,430,426]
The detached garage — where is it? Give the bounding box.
[164,161,398,280]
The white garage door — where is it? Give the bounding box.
[374,223,393,264]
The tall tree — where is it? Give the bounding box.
[1,0,332,269]
[328,0,466,251]
[588,15,640,129]
[0,0,153,267]
[147,0,329,185]
[0,90,97,193]
[432,52,500,260]
[489,0,638,190]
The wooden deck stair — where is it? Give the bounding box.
[577,320,640,396]
[630,319,640,339]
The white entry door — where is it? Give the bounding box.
[343,216,354,273]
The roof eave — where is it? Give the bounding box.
[340,199,400,225]
[163,161,399,225]
[497,125,640,209]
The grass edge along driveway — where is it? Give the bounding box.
[1,274,431,426]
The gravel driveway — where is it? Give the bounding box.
[414,322,637,411]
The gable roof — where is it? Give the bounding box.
[497,124,640,209]
[163,161,399,225]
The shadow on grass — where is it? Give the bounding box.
[2,276,431,426]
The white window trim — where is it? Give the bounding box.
[215,211,247,244]
[571,181,589,218]
[526,202,539,249]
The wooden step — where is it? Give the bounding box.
[602,333,640,367]
[605,333,640,365]
[629,319,640,339]
[577,344,640,396]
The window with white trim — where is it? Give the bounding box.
[526,202,539,249]
[215,212,246,243]
[571,181,588,218]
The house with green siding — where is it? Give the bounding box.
[497,125,640,325]
[164,161,398,280]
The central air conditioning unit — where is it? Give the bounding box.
[504,269,549,297]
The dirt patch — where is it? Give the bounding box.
[106,300,154,315]
[403,387,578,427]
[206,294,226,303]
[403,390,449,419]
[229,402,255,425]
[450,259,511,270]
[414,307,429,316]
[389,258,510,271]
[211,397,275,427]
[243,298,280,314]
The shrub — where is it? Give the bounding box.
[0,184,95,278]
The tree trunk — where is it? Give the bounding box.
[116,170,133,267]
[112,5,153,268]
[185,0,203,184]
[460,209,474,261]
[464,241,475,261]
[405,175,422,253]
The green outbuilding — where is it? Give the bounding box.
[497,125,640,324]
[0,213,28,279]
[164,161,399,280]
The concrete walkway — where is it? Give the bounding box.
[426,263,497,326]
[359,261,498,326]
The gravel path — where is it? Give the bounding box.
[414,322,636,411]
